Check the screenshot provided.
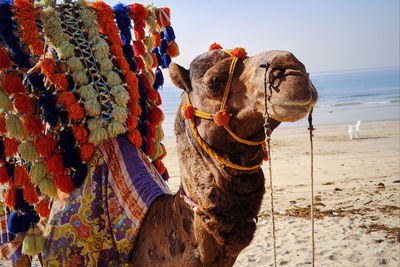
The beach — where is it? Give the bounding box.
[0,119,398,267]
[163,119,400,267]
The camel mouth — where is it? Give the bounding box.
[268,103,314,122]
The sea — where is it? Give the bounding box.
[158,67,400,136]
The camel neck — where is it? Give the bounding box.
[175,116,265,258]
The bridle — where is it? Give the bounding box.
[181,50,309,171]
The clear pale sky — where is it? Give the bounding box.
[107,0,400,73]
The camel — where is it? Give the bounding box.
[10,48,317,267]
[129,49,318,266]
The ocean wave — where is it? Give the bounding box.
[316,100,398,108]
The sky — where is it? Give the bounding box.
[106,0,400,74]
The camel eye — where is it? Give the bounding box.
[271,69,285,78]
[205,77,223,92]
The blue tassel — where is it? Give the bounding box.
[136,75,149,153]
[0,2,31,68]
[162,54,171,69]
[122,44,137,72]
[58,110,69,124]
[5,163,14,177]
[61,148,81,169]
[152,48,163,67]
[165,26,176,42]
[0,139,4,160]
[58,128,76,150]
[113,4,132,45]
[7,211,30,235]
[38,94,59,127]
[159,39,168,54]
[160,31,164,39]
[72,163,87,188]
[154,68,164,90]
[161,170,169,181]
[25,210,40,225]
[15,189,32,211]
[27,72,46,92]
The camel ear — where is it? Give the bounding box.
[169,63,192,92]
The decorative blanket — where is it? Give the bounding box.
[42,135,171,266]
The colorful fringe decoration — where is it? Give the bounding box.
[0,0,178,259]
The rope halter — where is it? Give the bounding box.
[181,48,266,171]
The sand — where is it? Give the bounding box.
[163,119,400,267]
[1,119,399,266]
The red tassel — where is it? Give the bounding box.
[54,174,74,193]
[40,58,56,75]
[80,143,95,163]
[14,165,30,187]
[151,31,161,47]
[135,56,145,72]
[134,27,145,41]
[130,3,147,22]
[13,94,33,114]
[0,165,10,184]
[58,91,76,106]
[4,187,16,208]
[4,137,19,158]
[35,135,58,158]
[0,114,6,134]
[36,198,50,218]
[126,113,138,130]
[66,102,85,120]
[156,7,171,27]
[150,52,158,68]
[146,140,156,156]
[72,124,88,144]
[127,129,142,148]
[152,159,166,175]
[148,124,156,140]
[0,47,12,70]
[148,107,163,125]
[50,73,69,91]
[2,72,25,95]
[46,152,64,174]
[23,184,39,204]
[133,41,145,56]
[23,115,44,136]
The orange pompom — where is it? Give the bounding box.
[167,41,179,58]
[0,165,10,184]
[134,56,145,72]
[46,152,64,174]
[80,143,95,163]
[23,184,39,204]
[54,174,74,193]
[0,114,6,134]
[151,31,161,47]
[230,47,247,59]
[127,129,142,148]
[14,165,30,187]
[181,104,195,120]
[4,137,19,158]
[72,124,88,144]
[66,102,85,120]
[156,7,171,27]
[126,113,138,130]
[23,115,44,136]
[124,71,139,99]
[2,72,25,95]
[40,58,56,75]
[4,187,16,208]
[209,42,223,51]
[134,26,146,41]
[133,41,145,56]
[36,198,50,218]
[130,3,147,22]
[35,135,57,158]
[13,94,33,114]
[58,91,76,106]
[50,73,69,91]
[0,47,12,70]
[213,110,231,126]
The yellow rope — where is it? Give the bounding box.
[189,119,262,171]
[220,57,238,111]
[223,125,265,146]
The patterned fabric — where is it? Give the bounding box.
[42,135,171,266]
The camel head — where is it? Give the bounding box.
[170,49,317,160]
